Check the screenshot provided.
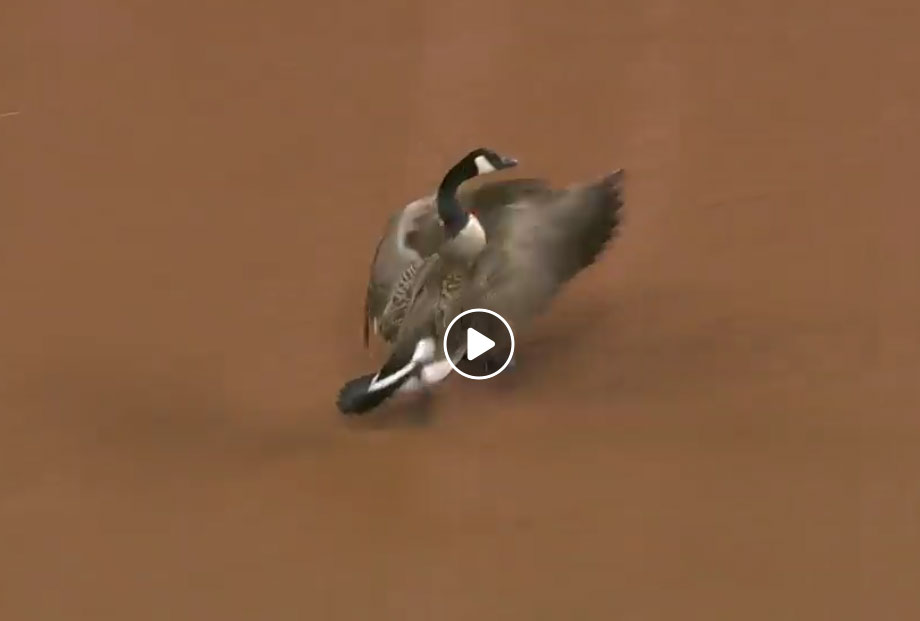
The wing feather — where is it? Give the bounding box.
[458,170,625,329]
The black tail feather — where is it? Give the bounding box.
[337,373,406,415]
[337,339,423,415]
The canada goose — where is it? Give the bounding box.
[364,148,551,347]
[337,161,626,415]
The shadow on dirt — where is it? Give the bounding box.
[4,351,346,474]
[335,281,807,425]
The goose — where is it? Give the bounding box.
[338,156,626,415]
[364,148,550,347]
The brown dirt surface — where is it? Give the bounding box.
[3,1,920,619]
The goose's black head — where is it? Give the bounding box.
[464,147,519,176]
[437,148,519,238]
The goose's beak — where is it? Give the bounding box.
[500,156,519,169]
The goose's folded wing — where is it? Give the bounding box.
[362,200,440,347]
[459,170,625,328]
[363,230,391,347]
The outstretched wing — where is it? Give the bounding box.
[457,170,626,330]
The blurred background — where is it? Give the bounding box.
[2,0,919,619]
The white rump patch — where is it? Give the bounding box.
[367,360,417,393]
[420,359,453,384]
[396,342,465,395]
[366,337,436,394]
[411,337,436,363]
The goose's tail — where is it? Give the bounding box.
[337,337,462,415]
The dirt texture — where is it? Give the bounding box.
[2,1,920,619]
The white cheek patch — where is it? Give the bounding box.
[473,154,497,175]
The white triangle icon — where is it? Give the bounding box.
[466,327,495,361]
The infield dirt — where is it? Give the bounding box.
[2,1,919,619]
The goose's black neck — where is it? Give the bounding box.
[436,159,474,237]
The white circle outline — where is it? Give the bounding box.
[443,308,515,380]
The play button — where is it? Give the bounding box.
[443,308,515,380]
[466,328,495,361]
